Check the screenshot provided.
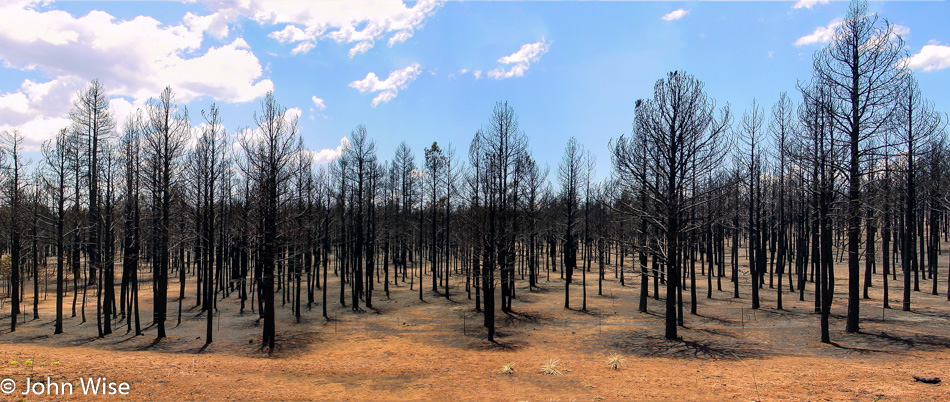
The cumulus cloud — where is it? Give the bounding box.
[311,137,350,164]
[487,38,550,80]
[661,9,689,22]
[793,0,830,10]
[285,107,303,122]
[183,11,230,39]
[0,75,85,146]
[349,63,422,107]
[0,2,271,103]
[794,19,841,46]
[905,43,950,72]
[204,0,443,57]
[0,1,273,147]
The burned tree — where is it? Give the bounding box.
[558,137,583,310]
[809,0,906,333]
[144,86,190,340]
[470,101,529,341]
[2,130,28,332]
[43,129,72,335]
[612,71,731,340]
[241,92,299,350]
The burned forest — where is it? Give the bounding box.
[1,0,949,400]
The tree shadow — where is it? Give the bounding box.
[825,341,887,354]
[502,310,551,326]
[614,330,768,360]
[857,330,950,351]
[693,313,736,326]
[471,335,519,351]
[135,336,164,350]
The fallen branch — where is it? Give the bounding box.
[913,376,941,384]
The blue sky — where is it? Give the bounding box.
[0,0,947,180]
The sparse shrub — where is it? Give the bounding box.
[540,359,563,375]
[499,362,515,375]
[606,353,625,370]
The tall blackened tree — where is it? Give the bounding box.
[809,0,907,333]
[191,103,229,343]
[424,142,445,295]
[558,137,583,309]
[120,113,143,335]
[739,99,766,310]
[43,129,72,335]
[769,92,796,310]
[144,86,190,340]
[895,75,940,311]
[241,92,299,350]
[470,102,529,341]
[2,130,29,332]
[612,71,731,340]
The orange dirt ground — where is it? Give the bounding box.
[1,251,949,400]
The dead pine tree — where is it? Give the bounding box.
[808,0,907,333]
[241,92,299,350]
[612,71,731,340]
[144,86,190,340]
[558,137,583,310]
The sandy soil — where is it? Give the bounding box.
[1,252,949,401]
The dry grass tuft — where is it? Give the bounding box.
[499,362,515,375]
[606,353,626,370]
[540,359,564,375]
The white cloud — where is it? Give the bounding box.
[892,24,910,38]
[292,41,316,55]
[793,0,830,10]
[312,137,350,164]
[349,63,422,107]
[905,43,950,72]
[286,107,303,121]
[269,25,308,43]
[661,9,689,22]
[348,41,374,58]
[0,75,85,146]
[312,96,326,111]
[487,38,550,80]
[183,11,230,39]
[473,70,482,79]
[204,0,443,57]
[237,107,301,147]
[794,19,841,46]
[108,97,138,128]
[0,1,273,147]
[0,3,272,103]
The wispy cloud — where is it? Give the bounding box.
[349,63,422,106]
[793,0,830,10]
[487,38,550,80]
[794,19,840,46]
[210,0,444,57]
[311,96,326,111]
